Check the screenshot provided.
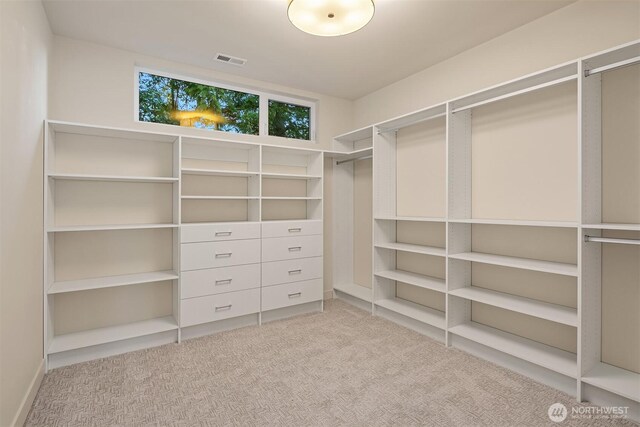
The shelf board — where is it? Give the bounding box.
[328,147,373,162]
[448,286,577,327]
[332,126,373,143]
[48,173,178,183]
[449,322,577,378]
[375,242,446,257]
[333,282,372,302]
[582,363,640,402]
[181,196,259,200]
[262,197,321,200]
[48,270,179,294]
[448,252,578,277]
[375,298,445,329]
[448,218,578,228]
[47,223,178,232]
[261,173,321,180]
[582,223,640,231]
[181,168,258,177]
[375,216,446,223]
[375,270,446,293]
[48,316,178,354]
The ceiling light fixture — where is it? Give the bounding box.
[288,0,375,37]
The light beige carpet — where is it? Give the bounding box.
[27,300,635,426]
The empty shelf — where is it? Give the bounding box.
[48,173,178,183]
[448,252,578,277]
[448,287,577,327]
[181,196,259,200]
[582,223,640,231]
[375,242,446,257]
[582,363,640,402]
[333,283,372,302]
[261,173,321,180]
[48,316,178,354]
[48,270,179,294]
[375,216,445,223]
[449,322,577,378]
[375,270,445,293]
[448,218,578,228]
[181,168,258,177]
[261,197,322,200]
[47,223,178,232]
[375,298,445,329]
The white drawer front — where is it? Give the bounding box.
[261,279,323,312]
[181,239,260,271]
[261,235,322,262]
[181,288,260,327]
[262,257,323,287]
[182,264,261,298]
[181,222,260,243]
[261,220,323,238]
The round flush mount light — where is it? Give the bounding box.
[288,0,375,37]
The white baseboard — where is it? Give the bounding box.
[11,358,45,427]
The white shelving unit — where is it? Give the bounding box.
[333,40,640,417]
[329,127,374,308]
[44,121,181,369]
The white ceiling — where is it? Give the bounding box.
[42,0,575,99]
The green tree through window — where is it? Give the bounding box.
[138,72,259,135]
[268,100,311,140]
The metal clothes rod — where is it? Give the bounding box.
[584,235,640,246]
[585,56,640,77]
[336,155,373,165]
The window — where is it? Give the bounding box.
[136,69,316,142]
[138,72,259,135]
[268,100,311,141]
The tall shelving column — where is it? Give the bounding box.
[372,104,448,342]
[326,127,374,307]
[579,41,640,409]
[44,122,180,370]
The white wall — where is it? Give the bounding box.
[353,0,640,127]
[49,36,354,150]
[0,0,52,425]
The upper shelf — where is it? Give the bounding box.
[376,103,446,133]
[327,147,373,162]
[333,126,374,143]
[48,173,178,183]
[261,173,322,180]
[582,223,640,231]
[181,168,258,177]
[47,223,178,232]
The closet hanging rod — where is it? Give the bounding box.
[584,235,640,246]
[585,56,640,77]
[336,155,373,165]
[376,112,447,134]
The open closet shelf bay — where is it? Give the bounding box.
[332,40,640,413]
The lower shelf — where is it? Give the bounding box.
[48,316,178,354]
[333,282,372,302]
[375,298,445,330]
[582,363,640,402]
[449,322,577,378]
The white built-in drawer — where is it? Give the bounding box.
[181,222,260,243]
[182,264,261,299]
[261,235,322,262]
[261,220,323,238]
[261,279,323,311]
[262,257,323,287]
[181,239,260,271]
[181,288,260,327]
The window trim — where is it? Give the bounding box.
[134,66,317,143]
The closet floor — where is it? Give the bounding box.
[27,300,630,426]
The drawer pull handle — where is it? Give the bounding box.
[288,246,302,252]
[215,279,232,285]
[288,228,302,233]
[288,269,302,275]
[288,292,302,298]
[215,252,232,258]
[215,304,232,311]
[215,231,232,237]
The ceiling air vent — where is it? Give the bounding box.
[215,53,247,66]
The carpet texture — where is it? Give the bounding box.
[27,300,635,426]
